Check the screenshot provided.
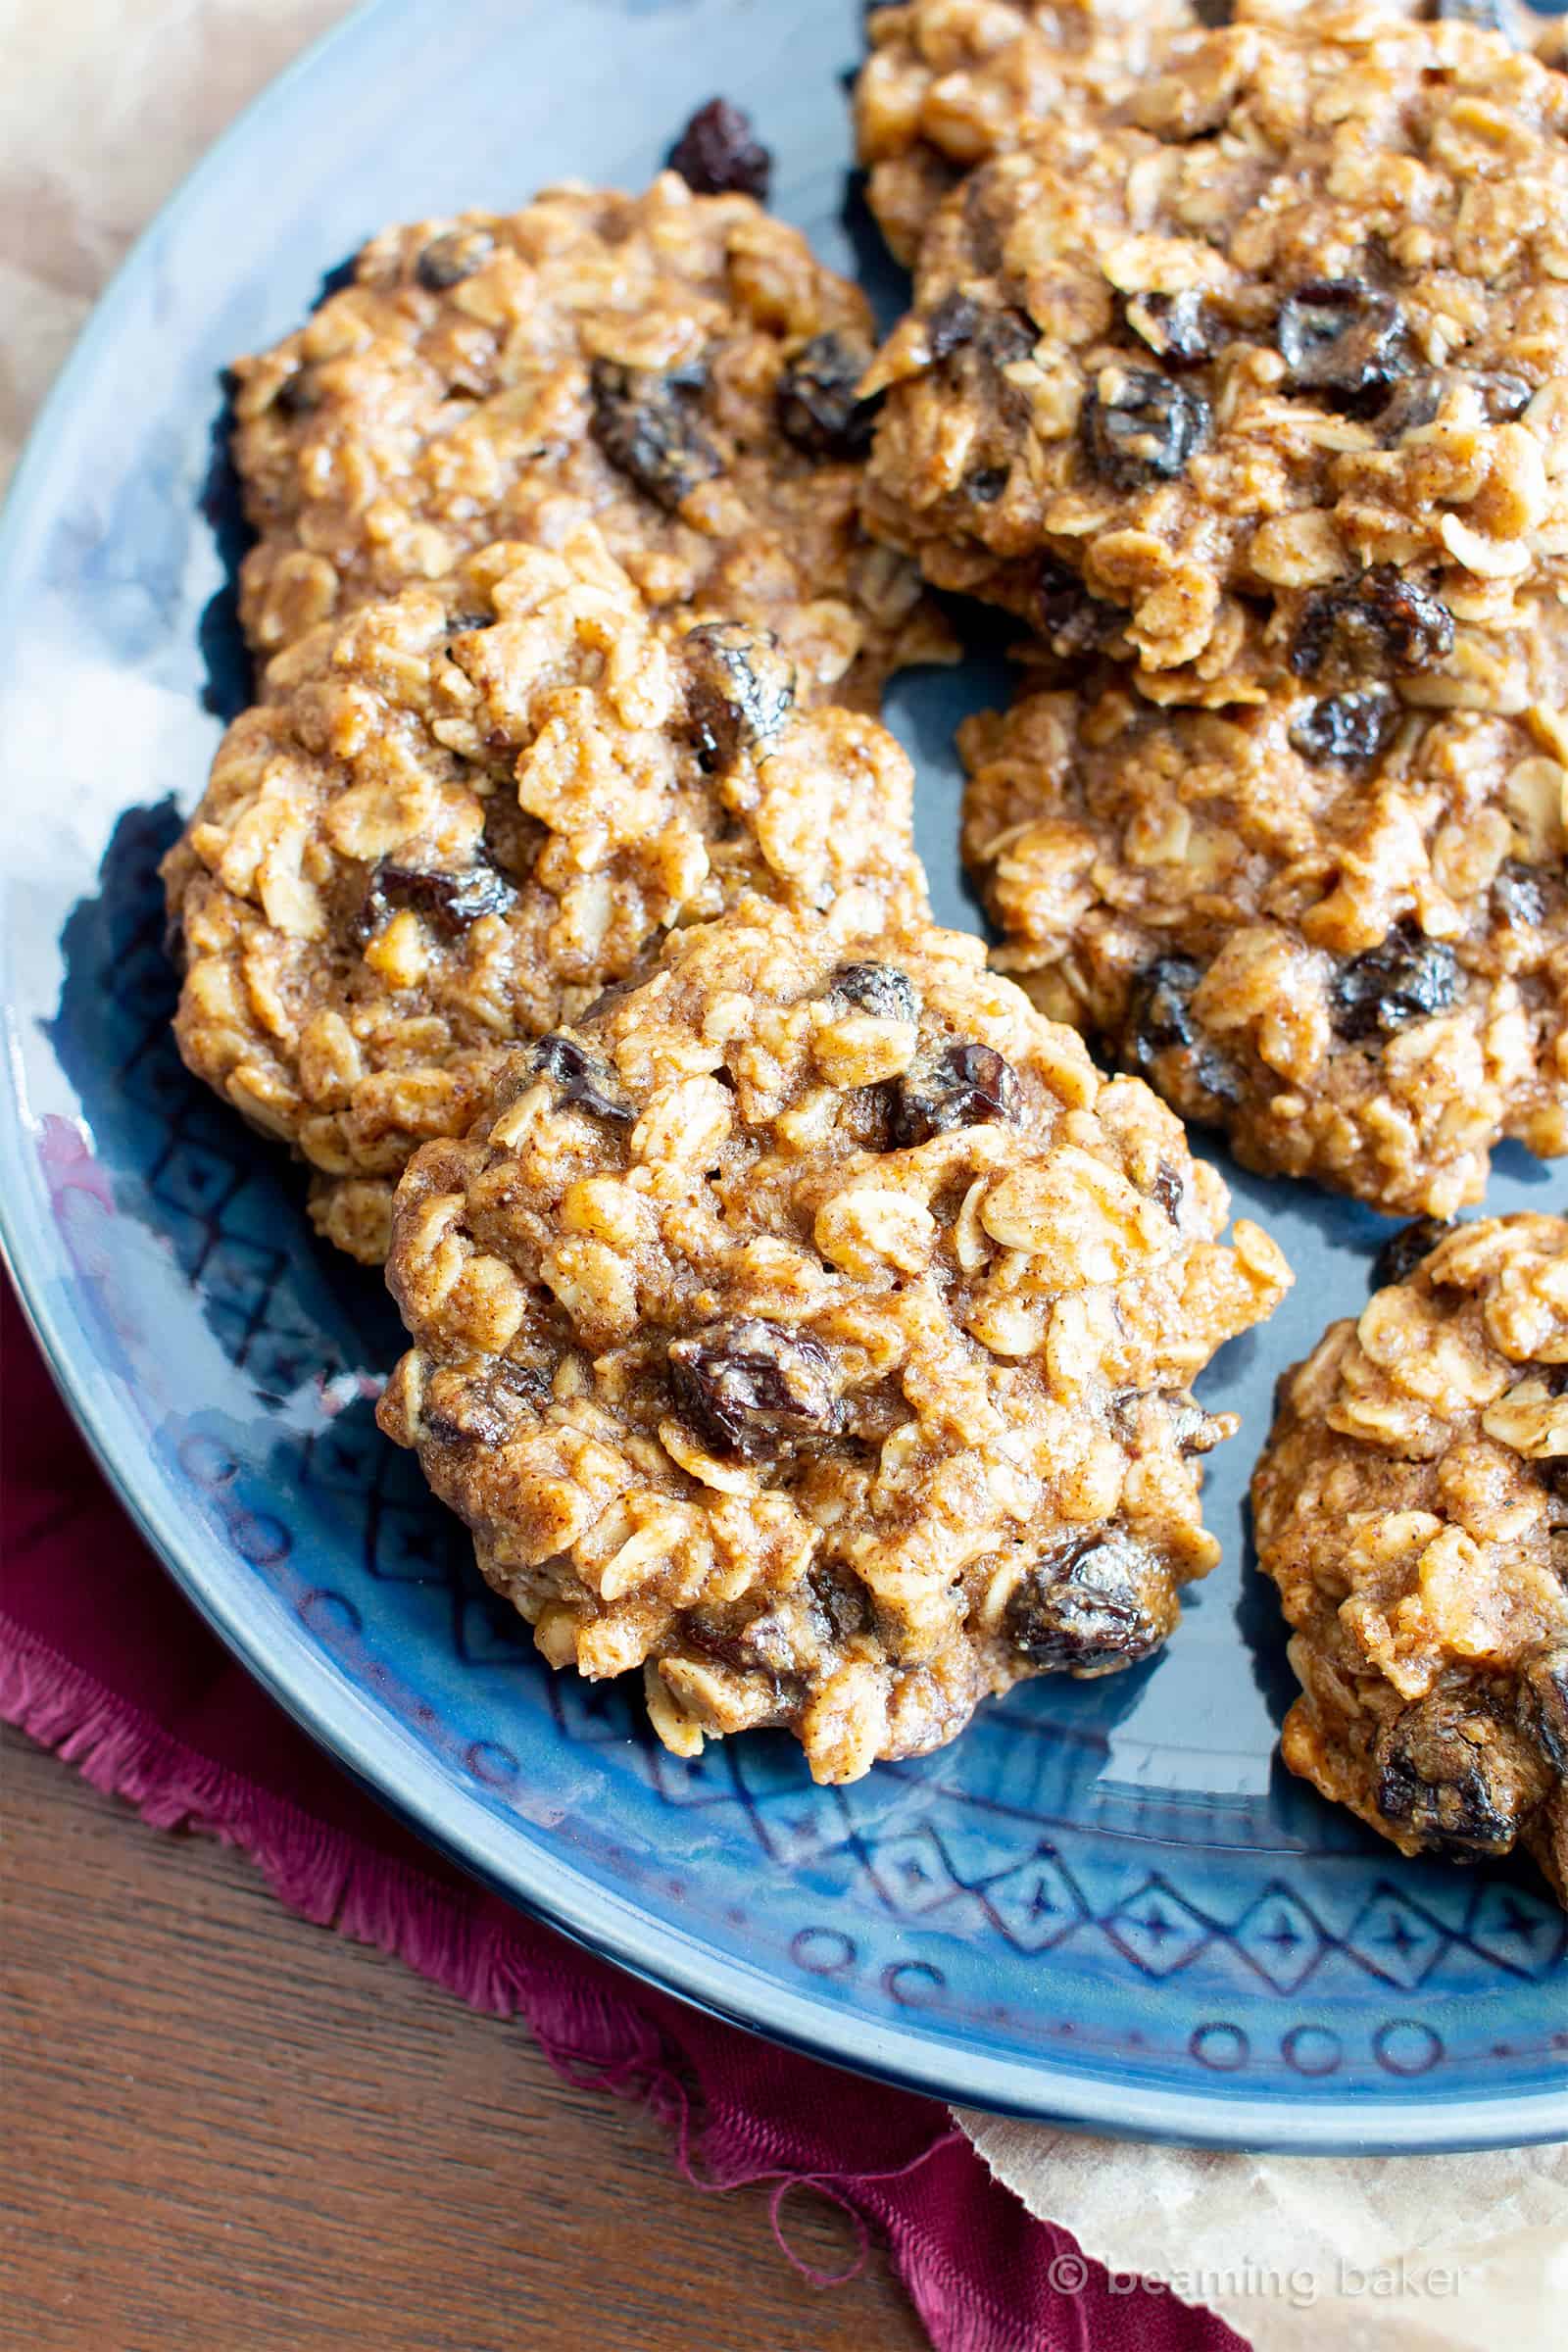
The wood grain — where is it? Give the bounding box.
[0,1724,928,2350]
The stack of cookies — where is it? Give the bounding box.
[857,0,1568,1897]
[161,2,1568,1908]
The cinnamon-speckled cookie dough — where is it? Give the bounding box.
[230,172,951,702]
[163,530,930,1263]
[861,5,1568,707]
[1253,1212,1568,1906]
[376,898,1291,1782]
[960,672,1568,1214]
[854,0,1193,267]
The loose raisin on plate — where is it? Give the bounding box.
[1518,1643,1568,1777]
[1004,1528,1167,1673]
[891,1040,1019,1145]
[589,357,721,513]
[1276,279,1409,416]
[415,226,496,292]
[1121,956,1242,1106]
[532,1032,634,1122]
[668,1318,843,1460]
[681,622,795,772]
[1081,365,1210,489]
[1370,1215,1457,1292]
[1291,566,1454,680]
[358,857,517,942]
[1374,1686,1541,1858]
[830,962,920,1023]
[664,97,771,200]
[1123,289,1219,370]
[1330,921,1463,1042]
[776,332,880,461]
[1287,687,1398,767]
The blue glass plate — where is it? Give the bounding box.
[3,0,1566,2151]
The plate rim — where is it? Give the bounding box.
[2,0,1566,2155]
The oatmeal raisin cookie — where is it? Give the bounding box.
[231,172,951,700]
[377,899,1291,1782]
[960,671,1568,1214]
[861,5,1568,706]
[854,0,1194,267]
[163,530,929,1263]
[1252,1211,1568,1906]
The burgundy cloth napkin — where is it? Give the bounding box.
[2,1280,1241,2352]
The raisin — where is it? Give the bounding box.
[589,357,721,513]
[927,291,981,361]
[1381,369,1532,435]
[1276,279,1410,416]
[830,962,920,1022]
[1493,859,1548,930]
[415,227,496,292]
[1035,557,1118,657]
[664,98,771,200]
[930,295,1036,372]
[681,622,795,771]
[1288,687,1398,768]
[422,1360,551,1448]
[1371,1215,1457,1291]
[668,1318,843,1460]
[1112,1387,1225,1456]
[1374,1686,1540,1858]
[1331,921,1463,1042]
[1004,1528,1167,1673]
[810,1565,869,1644]
[1122,956,1243,1106]
[445,611,494,636]
[891,1041,1019,1145]
[1081,364,1210,490]
[979,309,1039,369]
[275,367,321,417]
[1123,289,1220,370]
[532,1032,634,1122]
[358,858,516,942]
[964,466,1009,503]
[1518,1643,1568,1777]
[1476,370,1533,419]
[1152,1160,1185,1222]
[776,332,880,460]
[1291,566,1455,681]
[1125,956,1202,1054]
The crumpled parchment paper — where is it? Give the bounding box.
[958,2113,1567,2352]
[6,11,1565,2348]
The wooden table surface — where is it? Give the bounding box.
[2,1722,929,2350]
